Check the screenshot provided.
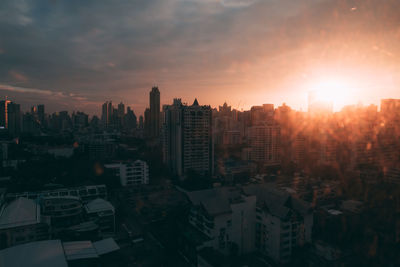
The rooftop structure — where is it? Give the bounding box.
[0,240,68,267]
[0,197,40,229]
[63,240,98,261]
[85,198,115,214]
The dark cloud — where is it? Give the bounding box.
[1,0,400,114]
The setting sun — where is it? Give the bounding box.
[308,76,356,111]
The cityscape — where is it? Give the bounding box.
[1,87,399,266]
[1,1,400,267]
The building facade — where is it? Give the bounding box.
[104,160,149,187]
[163,99,213,177]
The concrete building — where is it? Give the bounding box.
[104,160,149,187]
[7,185,107,204]
[101,101,113,129]
[186,187,256,255]
[40,196,83,228]
[185,185,314,264]
[243,185,313,264]
[247,124,281,166]
[163,98,213,177]
[85,198,115,237]
[0,99,21,136]
[149,86,161,138]
[0,198,49,249]
[0,238,120,267]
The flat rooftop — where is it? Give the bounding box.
[0,197,40,229]
[0,240,68,267]
[63,240,98,261]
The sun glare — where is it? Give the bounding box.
[308,76,355,110]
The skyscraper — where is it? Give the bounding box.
[163,98,213,177]
[0,99,11,128]
[144,108,150,135]
[117,102,125,118]
[7,102,21,136]
[149,86,160,138]
[0,99,20,136]
[248,124,281,166]
[37,104,45,125]
[101,101,113,128]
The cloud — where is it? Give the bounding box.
[8,70,28,82]
[220,0,259,8]
[0,83,87,101]
[1,0,400,114]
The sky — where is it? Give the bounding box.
[1,0,400,116]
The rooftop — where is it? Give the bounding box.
[93,238,120,255]
[0,240,68,267]
[186,187,243,216]
[0,197,41,229]
[85,198,115,213]
[243,184,312,219]
[63,240,98,261]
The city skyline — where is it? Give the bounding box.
[2,0,400,114]
[2,1,400,266]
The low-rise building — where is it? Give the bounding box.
[85,198,115,237]
[40,196,83,228]
[243,184,313,264]
[186,187,256,255]
[0,238,120,267]
[0,198,49,249]
[7,185,107,204]
[105,160,149,187]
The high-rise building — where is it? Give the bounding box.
[247,124,281,166]
[149,86,160,138]
[0,99,11,129]
[250,104,274,126]
[0,99,21,136]
[144,108,150,135]
[138,115,144,129]
[163,98,213,177]
[37,104,45,125]
[123,107,137,131]
[101,101,113,128]
[7,102,21,136]
[117,102,125,118]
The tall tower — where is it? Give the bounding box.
[0,99,20,136]
[101,101,113,128]
[37,104,45,125]
[117,102,125,118]
[163,98,213,177]
[149,86,160,138]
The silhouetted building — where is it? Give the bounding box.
[101,101,113,129]
[247,124,281,166]
[123,107,137,131]
[72,111,89,129]
[144,108,150,135]
[149,86,160,138]
[6,102,21,136]
[0,99,11,129]
[163,98,213,177]
[37,104,45,126]
[138,115,144,129]
[0,100,20,136]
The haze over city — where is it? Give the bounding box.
[2,0,400,114]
